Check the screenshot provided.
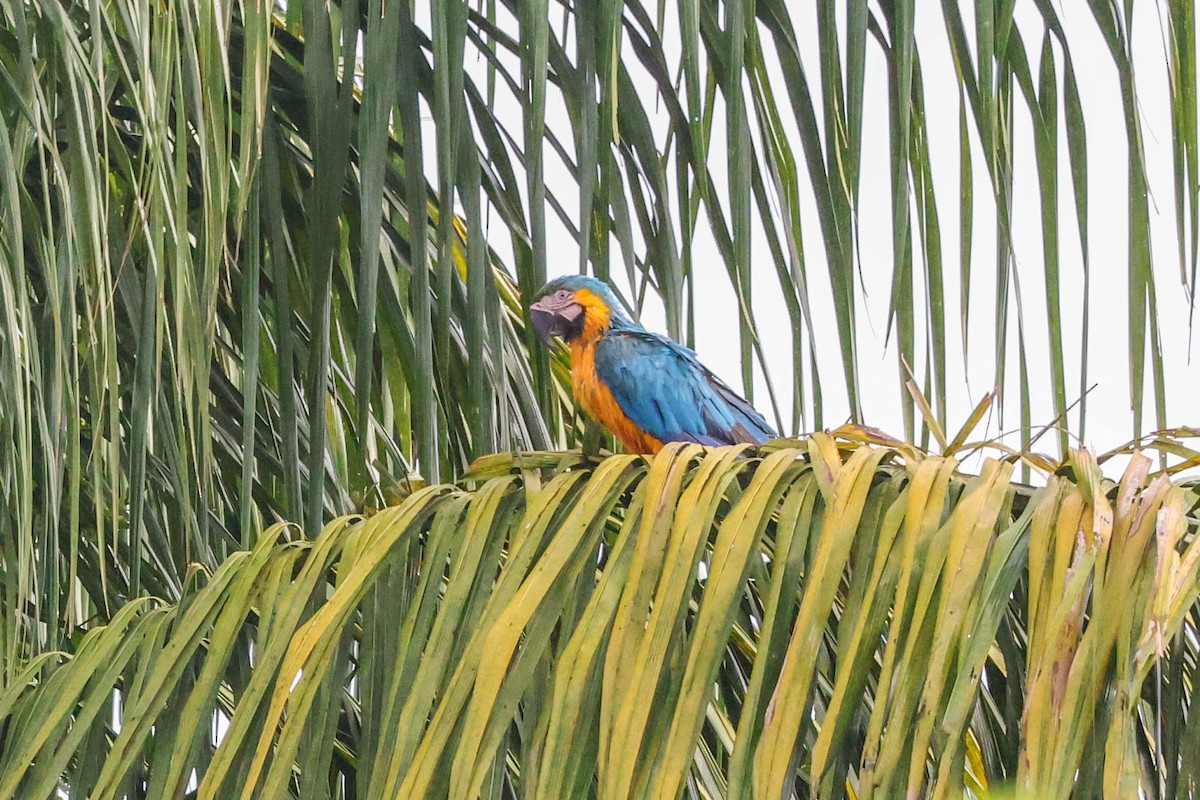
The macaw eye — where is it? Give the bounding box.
[557,290,571,300]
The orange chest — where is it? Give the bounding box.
[569,339,664,454]
[569,342,604,419]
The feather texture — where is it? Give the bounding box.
[570,335,666,453]
[593,330,775,449]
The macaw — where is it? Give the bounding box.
[529,275,776,454]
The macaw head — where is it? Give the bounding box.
[529,275,632,345]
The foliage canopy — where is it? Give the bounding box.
[1,0,1199,796]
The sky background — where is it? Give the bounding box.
[425,1,1200,476]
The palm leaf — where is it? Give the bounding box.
[1,444,1197,797]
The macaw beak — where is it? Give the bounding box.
[529,295,585,345]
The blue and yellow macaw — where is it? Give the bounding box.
[529,275,775,454]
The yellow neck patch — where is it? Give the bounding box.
[572,288,611,344]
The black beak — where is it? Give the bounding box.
[529,296,585,345]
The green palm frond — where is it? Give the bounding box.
[3,0,1200,797]
[0,0,578,632]
[1,443,1197,797]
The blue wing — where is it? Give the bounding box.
[593,330,776,446]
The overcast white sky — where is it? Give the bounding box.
[431,1,1199,475]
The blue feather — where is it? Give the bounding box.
[593,330,776,447]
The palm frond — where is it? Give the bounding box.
[1,444,1197,797]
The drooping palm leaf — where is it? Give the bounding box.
[1,443,1197,797]
[0,0,578,650]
